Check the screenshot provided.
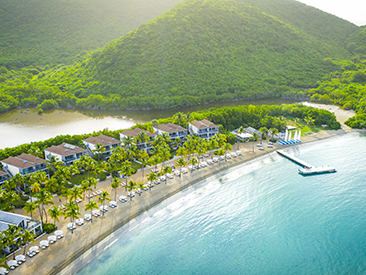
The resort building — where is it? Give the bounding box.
[188,119,219,139]
[231,129,253,142]
[0,153,48,177]
[120,128,155,154]
[83,134,121,159]
[0,171,9,186]
[0,210,43,253]
[44,143,87,166]
[154,123,188,141]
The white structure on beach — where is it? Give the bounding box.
[44,143,87,166]
[83,134,121,159]
[154,123,188,140]
[231,129,253,142]
[120,128,155,153]
[188,119,219,139]
[0,153,48,177]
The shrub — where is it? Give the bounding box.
[42,223,57,234]
[269,138,277,142]
[99,173,107,181]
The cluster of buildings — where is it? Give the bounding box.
[0,120,220,185]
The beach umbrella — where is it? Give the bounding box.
[8,260,18,267]
[48,235,56,242]
[55,230,63,236]
[29,246,39,252]
[15,255,25,262]
[298,129,301,141]
[40,240,49,246]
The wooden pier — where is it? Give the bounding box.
[276,150,313,168]
[276,150,336,175]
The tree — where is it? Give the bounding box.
[93,143,107,162]
[45,155,61,175]
[137,132,150,149]
[146,172,157,190]
[85,201,98,223]
[251,132,260,152]
[12,173,24,208]
[48,205,62,225]
[188,157,198,173]
[82,177,98,202]
[111,177,120,201]
[35,189,54,223]
[236,126,246,149]
[63,202,81,234]
[23,202,38,218]
[223,143,233,162]
[207,138,219,159]
[20,229,35,256]
[126,181,136,201]
[176,157,186,178]
[258,127,268,145]
[6,225,21,260]
[137,182,145,196]
[98,191,111,216]
[69,186,83,203]
[138,152,149,179]
[163,166,172,183]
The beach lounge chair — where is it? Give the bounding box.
[166,173,173,179]
[236,150,242,156]
[76,198,82,203]
[60,204,66,210]
[0,267,9,275]
[86,194,93,198]
[213,157,219,163]
[225,154,231,159]
[15,255,26,265]
[267,144,273,148]
[92,209,100,217]
[160,175,166,181]
[153,179,160,185]
[188,165,195,171]
[231,152,237,158]
[76,218,84,226]
[207,159,213,165]
[219,156,225,161]
[84,214,92,221]
[7,260,17,270]
[174,170,180,176]
[258,147,264,151]
[204,153,209,158]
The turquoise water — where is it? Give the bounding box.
[76,133,366,275]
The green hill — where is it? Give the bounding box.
[0,0,361,112]
[0,0,182,69]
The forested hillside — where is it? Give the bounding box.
[0,0,182,68]
[0,0,362,113]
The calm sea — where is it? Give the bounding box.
[75,133,366,275]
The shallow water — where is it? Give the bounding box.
[75,133,366,275]
[0,99,295,149]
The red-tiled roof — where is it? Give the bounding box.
[155,123,186,133]
[1,153,45,169]
[191,119,218,129]
[44,143,86,156]
[83,134,120,146]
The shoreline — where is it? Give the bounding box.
[10,127,351,275]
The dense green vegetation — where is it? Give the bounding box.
[301,59,366,128]
[0,0,359,113]
[0,0,183,69]
[0,104,340,161]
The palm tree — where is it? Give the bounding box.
[85,201,98,223]
[111,177,120,201]
[63,202,81,234]
[173,112,186,126]
[82,177,98,202]
[35,189,54,223]
[127,181,136,201]
[69,186,83,203]
[259,127,268,145]
[176,157,186,178]
[251,132,260,152]
[98,191,111,216]
[215,148,225,164]
[45,155,59,175]
[121,163,134,187]
[137,132,150,149]
[139,153,149,179]
[12,173,24,208]
[151,119,159,128]
[20,229,35,256]
[7,225,21,260]
[122,136,135,149]
[160,147,171,169]
[137,182,145,196]
[223,143,233,162]
[30,180,42,202]
[84,157,96,178]
[188,157,198,173]
[48,205,62,225]
[23,202,38,218]
[269,127,279,139]
[93,143,107,162]
[163,166,172,183]
[207,138,219,159]
[146,172,157,190]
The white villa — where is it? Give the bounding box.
[44,143,87,166]
[120,128,155,154]
[231,129,253,142]
[188,119,219,139]
[0,153,48,177]
[83,134,121,159]
[154,123,188,140]
[0,210,43,253]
